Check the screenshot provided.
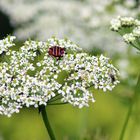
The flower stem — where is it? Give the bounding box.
[40,106,56,140]
[119,99,133,140]
[130,43,140,51]
[119,74,140,140]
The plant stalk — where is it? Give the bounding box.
[119,99,133,140]
[119,74,140,140]
[40,106,56,140]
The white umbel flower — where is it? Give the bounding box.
[110,17,121,31]
[123,33,136,43]
[0,36,119,117]
[133,27,140,37]
[111,16,140,51]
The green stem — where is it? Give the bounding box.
[119,74,140,140]
[40,106,56,140]
[130,43,140,51]
[119,99,133,140]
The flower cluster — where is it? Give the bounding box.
[0,36,119,117]
[110,16,140,51]
[0,36,16,55]
[110,16,137,31]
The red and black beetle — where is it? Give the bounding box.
[48,46,65,58]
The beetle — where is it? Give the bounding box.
[48,46,65,59]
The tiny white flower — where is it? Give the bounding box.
[36,62,41,67]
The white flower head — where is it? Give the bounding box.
[0,36,119,117]
[111,16,140,51]
[133,27,140,37]
[110,17,121,31]
[123,33,136,43]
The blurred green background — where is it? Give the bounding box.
[0,0,140,140]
